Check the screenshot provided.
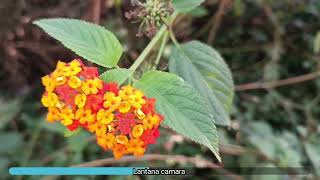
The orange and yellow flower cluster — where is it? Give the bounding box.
[41,59,163,159]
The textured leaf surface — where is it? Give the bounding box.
[64,128,81,137]
[134,71,220,161]
[305,143,320,175]
[100,68,132,85]
[172,0,205,12]
[169,41,234,126]
[34,18,122,68]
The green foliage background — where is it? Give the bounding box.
[0,0,320,179]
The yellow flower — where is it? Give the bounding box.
[70,59,81,67]
[81,78,103,95]
[116,135,128,145]
[105,133,115,148]
[41,75,56,92]
[41,92,58,108]
[75,94,86,108]
[75,108,95,124]
[46,107,61,123]
[143,114,161,129]
[75,109,85,122]
[132,124,144,138]
[97,109,114,125]
[103,92,121,111]
[64,60,82,77]
[60,107,74,126]
[118,101,131,113]
[57,61,67,69]
[95,123,107,137]
[128,90,146,109]
[68,76,82,89]
[119,85,134,101]
[51,61,66,78]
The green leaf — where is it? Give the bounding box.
[172,0,205,13]
[0,98,22,130]
[0,157,10,177]
[305,142,320,175]
[67,131,91,153]
[169,41,234,126]
[100,68,132,85]
[42,121,65,135]
[33,18,122,68]
[134,71,220,161]
[0,133,22,154]
[64,128,81,137]
[187,6,208,17]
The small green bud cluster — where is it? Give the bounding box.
[125,0,173,37]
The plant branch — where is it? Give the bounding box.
[235,72,320,91]
[73,154,243,180]
[152,31,169,70]
[207,0,230,44]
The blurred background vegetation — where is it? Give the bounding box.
[0,0,320,179]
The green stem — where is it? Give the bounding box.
[169,27,181,49]
[127,12,178,76]
[152,31,169,70]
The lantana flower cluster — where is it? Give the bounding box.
[41,59,163,159]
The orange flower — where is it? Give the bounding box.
[143,114,161,129]
[41,59,164,160]
[112,144,127,160]
[127,139,145,157]
[46,107,61,123]
[116,135,128,145]
[97,133,115,150]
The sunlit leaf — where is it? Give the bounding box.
[169,41,234,126]
[34,18,123,68]
[134,71,220,161]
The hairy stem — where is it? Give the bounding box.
[152,31,169,70]
[169,26,180,49]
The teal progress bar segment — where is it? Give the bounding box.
[9,167,146,175]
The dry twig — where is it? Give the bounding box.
[207,0,231,44]
[236,72,320,91]
[73,154,243,180]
